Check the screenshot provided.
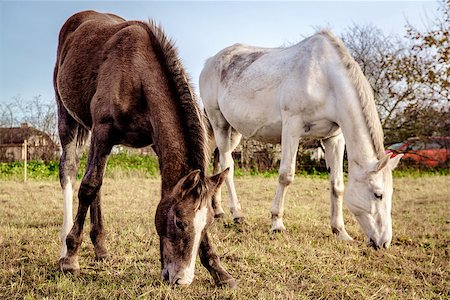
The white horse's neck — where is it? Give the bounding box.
[336,95,379,176]
[318,30,384,175]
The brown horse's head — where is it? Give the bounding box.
[155,169,228,285]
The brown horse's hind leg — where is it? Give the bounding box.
[58,121,78,260]
[56,94,88,262]
[90,196,107,260]
[199,232,237,288]
[60,124,113,273]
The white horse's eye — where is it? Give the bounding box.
[374,193,383,200]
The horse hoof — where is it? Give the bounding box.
[332,227,353,241]
[233,217,246,224]
[218,278,238,289]
[339,234,354,242]
[94,247,109,261]
[59,257,80,275]
[214,213,225,219]
[271,228,286,234]
[95,253,109,261]
[271,221,287,233]
[271,218,286,233]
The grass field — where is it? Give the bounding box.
[0,174,449,299]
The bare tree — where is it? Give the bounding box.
[341,25,415,130]
[405,0,449,102]
[0,101,19,127]
[392,0,450,140]
[0,95,58,142]
[341,9,449,144]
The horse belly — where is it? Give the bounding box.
[301,119,340,139]
[219,95,282,144]
[250,124,282,144]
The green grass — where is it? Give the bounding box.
[0,153,161,181]
[1,153,448,181]
[0,175,448,299]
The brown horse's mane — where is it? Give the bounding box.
[144,20,208,174]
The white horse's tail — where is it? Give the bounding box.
[319,30,385,159]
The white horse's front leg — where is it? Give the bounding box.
[323,133,353,241]
[271,118,300,232]
[219,149,245,222]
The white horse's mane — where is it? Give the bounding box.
[318,30,385,159]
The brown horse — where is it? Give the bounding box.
[54,10,235,287]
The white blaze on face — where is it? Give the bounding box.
[176,206,208,285]
[60,177,74,258]
[346,171,394,248]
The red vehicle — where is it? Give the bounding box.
[386,137,450,167]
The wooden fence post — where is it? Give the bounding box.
[23,139,27,182]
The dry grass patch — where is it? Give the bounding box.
[0,175,448,299]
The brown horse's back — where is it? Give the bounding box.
[54,11,167,147]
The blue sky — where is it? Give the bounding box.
[0,1,438,106]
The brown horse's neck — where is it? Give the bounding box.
[141,55,206,195]
[141,21,207,195]
[152,113,198,195]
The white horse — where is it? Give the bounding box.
[200,30,403,249]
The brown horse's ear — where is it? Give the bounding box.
[180,169,202,198]
[209,168,229,192]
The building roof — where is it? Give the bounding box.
[0,123,57,147]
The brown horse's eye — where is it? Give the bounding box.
[174,216,186,231]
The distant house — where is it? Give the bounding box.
[0,123,58,162]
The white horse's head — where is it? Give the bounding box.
[345,153,403,249]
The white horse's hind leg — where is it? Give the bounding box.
[211,149,225,217]
[215,126,244,222]
[271,118,301,232]
[206,123,225,217]
[323,133,353,241]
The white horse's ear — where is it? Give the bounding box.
[388,154,403,170]
[375,153,392,172]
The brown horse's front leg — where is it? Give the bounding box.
[199,232,237,288]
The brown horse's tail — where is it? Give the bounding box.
[54,62,90,149]
[76,126,90,148]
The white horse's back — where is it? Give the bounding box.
[200,33,346,143]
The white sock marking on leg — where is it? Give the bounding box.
[60,178,74,258]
